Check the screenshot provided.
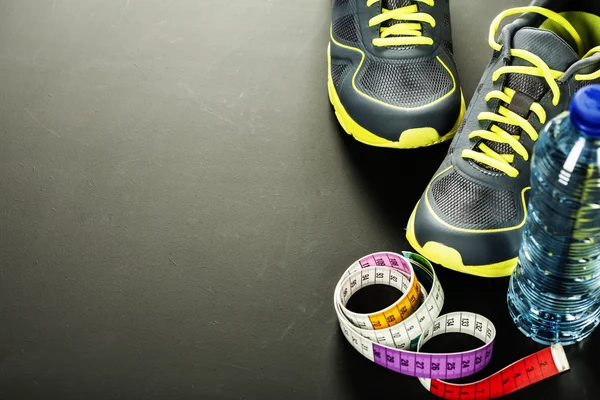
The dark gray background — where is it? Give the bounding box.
[0,0,597,399]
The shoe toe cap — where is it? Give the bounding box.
[335,55,463,142]
[407,169,527,276]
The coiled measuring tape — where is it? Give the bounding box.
[334,251,570,399]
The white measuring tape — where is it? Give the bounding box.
[334,251,570,399]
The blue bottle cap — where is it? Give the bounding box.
[570,84,600,139]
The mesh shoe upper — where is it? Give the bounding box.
[430,170,519,229]
[356,56,453,107]
[331,0,455,106]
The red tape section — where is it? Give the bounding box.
[429,346,564,399]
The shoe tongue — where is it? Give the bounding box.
[477,27,580,172]
[512,27,579,79]
[382,0,412,8]
[380,0,416,49]
[505,28,578,102]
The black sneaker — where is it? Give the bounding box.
[407,1,600,276]
[328,0,465,148]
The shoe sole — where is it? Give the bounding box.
[327,46,466,149]
[406,201,518,278]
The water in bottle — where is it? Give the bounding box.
[507,84,600,346]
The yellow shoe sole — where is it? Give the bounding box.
[327,51,466,149]
[406,202,518,278]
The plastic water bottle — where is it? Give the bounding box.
[507,85,600,346]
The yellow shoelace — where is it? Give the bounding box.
[366,0,435,47]
[462,6,600,178]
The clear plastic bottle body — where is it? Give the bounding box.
[507,112,600,346]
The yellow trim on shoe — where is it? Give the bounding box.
[327,46,465,149]
[406,201,518,278]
